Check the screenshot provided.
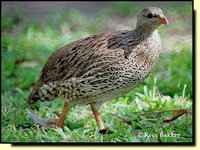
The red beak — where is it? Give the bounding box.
[161,17,169,25]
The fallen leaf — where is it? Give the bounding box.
[163,109,187,123]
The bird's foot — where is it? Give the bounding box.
[26,109,63,128]
[99,129,114,134]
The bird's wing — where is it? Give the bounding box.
[39,32,126,83]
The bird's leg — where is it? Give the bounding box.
[90,103,106,131]
[47,101,70,127]
[90,103,114,134]
[27,101,70,128]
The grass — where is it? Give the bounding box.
[1,2,193,143]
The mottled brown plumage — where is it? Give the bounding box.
[26,7,168,132]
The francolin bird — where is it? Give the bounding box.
[26,7,168,133]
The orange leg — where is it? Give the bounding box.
[90,103,105,130]
[48,102,70,127]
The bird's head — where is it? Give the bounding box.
[136,7,168,31]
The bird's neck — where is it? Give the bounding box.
[134,25,157,39]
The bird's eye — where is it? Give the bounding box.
[147,13,153,19]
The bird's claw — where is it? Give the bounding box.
[99,129,114,134]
